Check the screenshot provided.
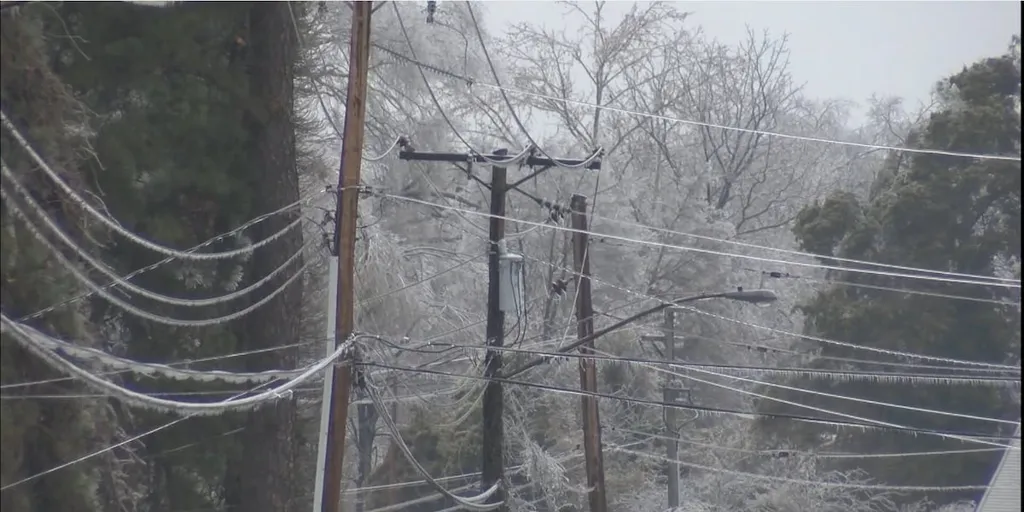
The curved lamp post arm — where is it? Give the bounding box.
[502,289,777,379]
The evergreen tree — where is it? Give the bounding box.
[763,40,1021,505]
[225,3,304,511]
[1,7,121,512]
[38,2,304,509]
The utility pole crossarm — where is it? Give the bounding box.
[398,150,603,170]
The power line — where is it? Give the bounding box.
[388,3,603,171]
[390,292,1016,380]
[628,321,1020,374]
[377,190,1019,290]
[609,425,1007,460]
[517,251,1021,376]
[1,315,357,416]
[379,191,1018,370]
[587,212,1020,287]
[372,44,1022,163]
[0,376,281,492]
[423,340,1020,387]
[476,82,1023,163]
[0,390,317,400]
[1,171,316,309]
[465,2,604,170]
[381,332,1018,441]
[13,192,322,324]
[0,249,498,391]
[0,116,308,262]
[588,345,1018,431]
[358,255,483,305]
[743,268,1019,306]
[361,457,585,512]
[389,2,534,168]
[363,370,503,511]
[361,362,1020,444]
[604,444,988,492]
[285,1,404,163]
[0,186,316,328]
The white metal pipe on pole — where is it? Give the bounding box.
[312,257,340,512]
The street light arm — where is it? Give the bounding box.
[502,293,729,379]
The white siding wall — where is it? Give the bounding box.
[976,424,1022,512]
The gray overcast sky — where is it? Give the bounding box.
[481,1,1022,123]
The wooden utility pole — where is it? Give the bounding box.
[317,3,373,512]
[482,149,509,509]
[397,149,600,511]
[570,194,608,512]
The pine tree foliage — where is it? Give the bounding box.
[1,7,122,512]
[767,38,1022,505]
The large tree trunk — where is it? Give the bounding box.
[229,2,304,511]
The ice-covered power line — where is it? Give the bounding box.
[595,345,1017,448]
[743,268,1019,306]
[26,330,309,384]
[385,292,1015,382]
[375,332,1019,441]
[1,388,468,405]
[0,375,282,492]
[479,84,1023,162]
[1,112,306,262]
[374,192,1020,370]
[518,251,1021,375]
[0,315,356,416]
[0,185,314,327]
[465,2,605,170]
[610,425,1007,460]
[388,2,531,167]
[14,192,322,324]
[389,2,603,169]
[0,338,319,390]
[592,345,1017,428]
[373,45,1022,163]
[423,340,1020,388]
[285,2,405,163]
[605,444,989,492]
[2,169,314,309]
[378,190,1020,290]
[586,213,1021,287]
[0,390,315,400]
[363,371,503,511]
[363,362,1020,444]
[360,458,585,512]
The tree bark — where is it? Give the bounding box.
[230,2,303,511]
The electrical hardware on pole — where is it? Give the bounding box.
[398,145,600,511]
[482,148,508,509]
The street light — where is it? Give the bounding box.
[502,288,779,379]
